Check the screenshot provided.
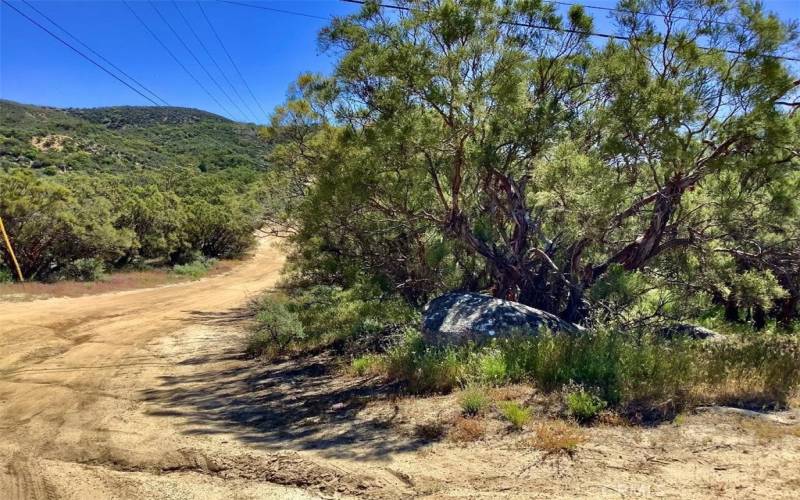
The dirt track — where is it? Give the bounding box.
[0,239,382,499]
[2,238,799,499]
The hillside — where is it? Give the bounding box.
[0,99,268,173]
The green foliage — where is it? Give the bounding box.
[459,386,490,417]
[380,329,800,415]
[268,0,800,327]
[385,330,465,393]
[59,258,106,282]
[0,267,13,283]
[477,349,508,386]
[280,283,419,353]
[0,166,264,281]
[499,402,533,430]
[564,387,607,422]
[0,100,268,172]
[171,257,215,279]
[0,101,267,282]
[247,297,305,358]
[350,354,383,377]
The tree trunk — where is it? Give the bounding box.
[753,306,767,330]
[724,299,740,323]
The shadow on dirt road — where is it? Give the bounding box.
[140,308,425,462]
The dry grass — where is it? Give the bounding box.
[449,416,486,443]
[528,420,586,455]
[738,419,800,443]
[414,420,447,441]
[488,385,531,402]
[0,261,236,301]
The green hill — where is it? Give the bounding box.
[0,99,268,173]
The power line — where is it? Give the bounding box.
[2,0,162,106]
[217,0,331,21]
[122,0,233,119]
[172,1,257,123]
[148,1,240,120]
[549,1,746,29]
[18,0,169,106]
[340,0,800,63]
[199,1,269,123]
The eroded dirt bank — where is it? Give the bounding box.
[1,238,798,499]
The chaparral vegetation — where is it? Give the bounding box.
[249,0,800,418]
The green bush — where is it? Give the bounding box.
[477,349,508,385]
[499,402,532,430]
[380,328,800,416]
[60,258,106,282]
[384,331,465,393]
[0,267,13,283]
[247,298,305,357]
[564,387,607,422]
[459,386,490,416]
[172,258,215,279]
[282,284,418,354]
[350,354,383,376]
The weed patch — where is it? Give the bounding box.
[530,421,586,455]
[499,402,532,430]
[246,297,305,358]
[172,258,215,279]
[459,386,490,416]
[450,416,486,442]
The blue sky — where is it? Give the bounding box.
[1,1,798,124]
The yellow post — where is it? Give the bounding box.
[0,215,24,282]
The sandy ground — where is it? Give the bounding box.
[1,238,799,499]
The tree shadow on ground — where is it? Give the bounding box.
[140,308,428,461]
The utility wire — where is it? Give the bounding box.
[199,1,269,123]
[123,0,233,119]
[549,1,746,28]
[19,0,170,106]
[217,0,331,21]
[148,1,238,120]
[2,0,161,106]
[340,0,800,63]
[172,1,257,122]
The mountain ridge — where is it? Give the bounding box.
[0,99,268,172]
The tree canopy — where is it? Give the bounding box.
[267,0,799,328]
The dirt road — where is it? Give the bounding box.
[0,239,378,499]
[2,238,799,499]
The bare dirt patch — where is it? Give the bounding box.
[30,134,71,152]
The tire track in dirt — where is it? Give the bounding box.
[0,239,360,499]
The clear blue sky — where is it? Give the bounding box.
[1,1,798,124]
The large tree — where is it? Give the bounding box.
[268,0,799,324]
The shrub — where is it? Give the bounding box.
[449,416,486,442]
[172,257,215,279]
[564,386,607,422]
[281,284,418,355]
[459,386,490,417]
[414,420,447,441]
[0,267,13,283]
[499,402,532,430]
[60,258,106,282]
[380,328,800,417]
[530,421,586,455]
[349,354,383,377]
[385,331,465,393]
[477,349,507,385]
[247,298,305,357]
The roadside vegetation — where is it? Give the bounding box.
[247,0,800,427]
[0,101,267,282]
